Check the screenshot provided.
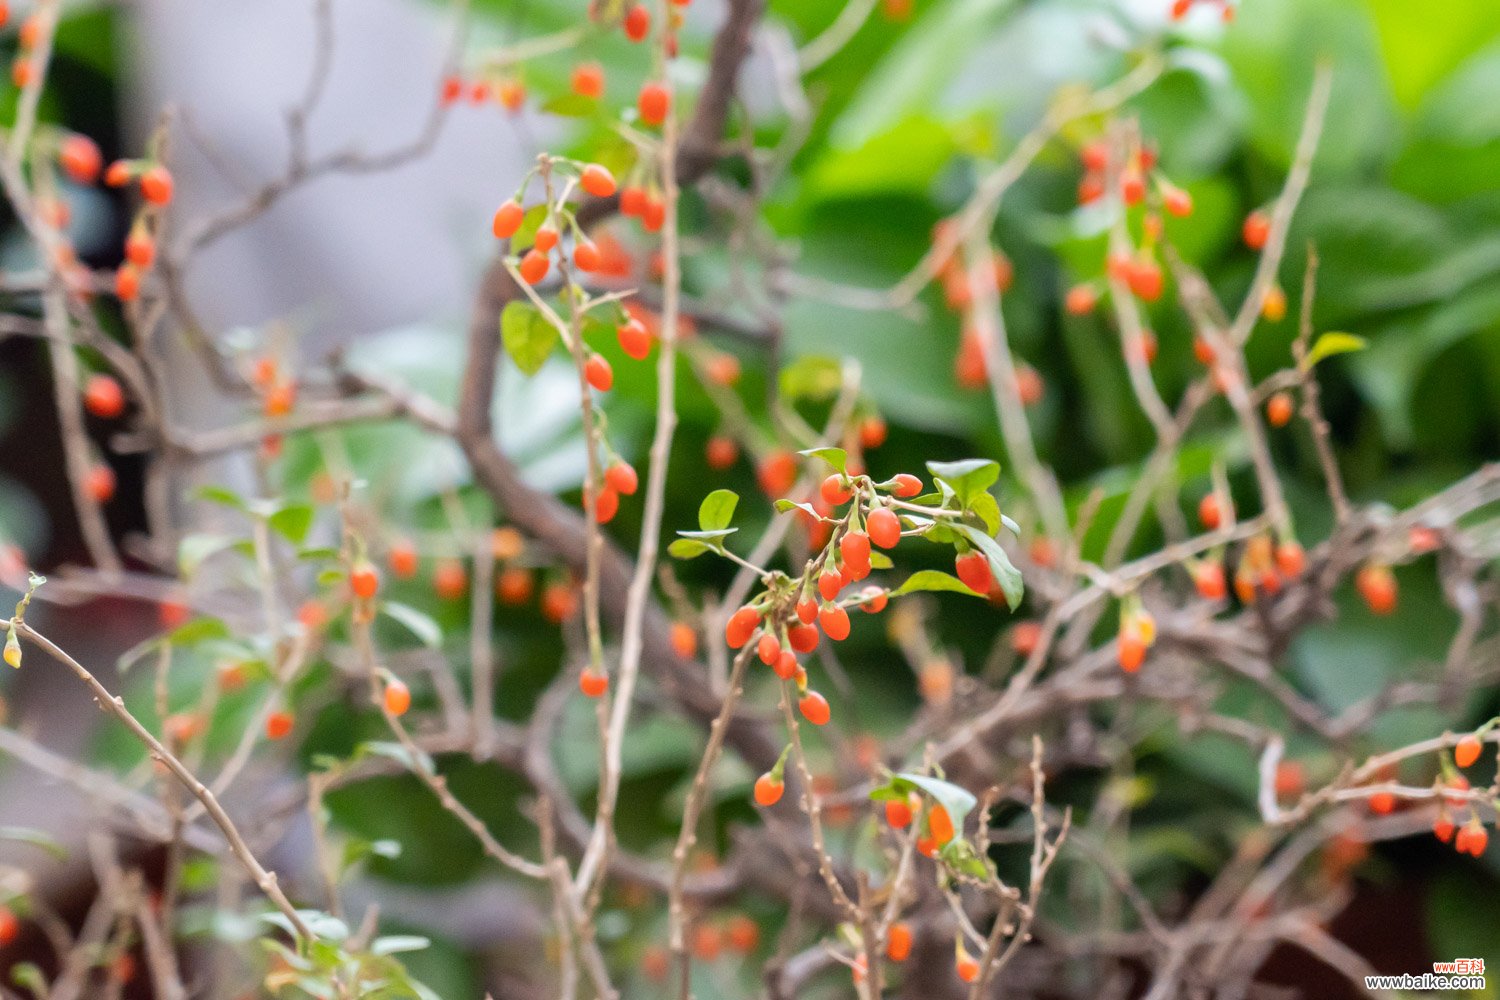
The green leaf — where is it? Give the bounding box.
[668,538,713,559]
[267,503,316,545]
[774,499,821,520]
[969,492,1002,536]
[870,772,979,828]
[380,601,442,649]
[0,827,66,860]
[952,523,1025,610]
[779,355,844,401]
[178,533,235,576]
[926,458,1000,507]
[890,570,983,598]
[371,935,432,956]
[797,447,847,475]
[1301,331,1368,370]
[193,485,247,511]
[500,301,561,376]
[697,489,739,532]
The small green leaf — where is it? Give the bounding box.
[178,533,235,576]
[698,489,739,532]
[926,458,1000,507]
[779,355,844,401]
[797,447,847,475]
[371,935,432,956]
[540,94,601,118]
[868,550,893,570]
[193,485,247,511]
[952,523,1025,610]
[500,301,561,376]
[668,538,713,559]
[0,827,67,860]
[969,492,1001,535]
[1301,331,1367,370]
[267,503,315,545]
[774,499,821,520]
[890,570,983,598]
[380,601,442,649]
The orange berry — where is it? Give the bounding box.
[83,374,125,419]
[579,668,608,698]
[1010,621,1042,657]
[1065,284,1097,316]
[263,380,296,417]
[518,248,549,285]
[670,621,697,659]
[388,539,419,579]
[1163,186,1193,217]
[1261,284,1287,322]
[1356,564,1397,615]
[1273,760,1304,799]
[859,415,887,449]
[124,230,156,268]
[819,604,850,642]
[890,473,922,498]
[497,78,526,111]
[579,163,616,198]
[1266,391,1294,427]
[1117,623,1146,673]
[954,551,992,594]
[265,710,294,741]
[1455,734,1483,769]
[885,797,912,829]
[85,463,115,503]
[637,81,670,126]
[928,802,955,845]
[867,507,901,549]
[956,954,980,983]
[704,353,741,386]
[384,679,412,716]
[753,772,783,806]
[605,461,638,496]
[798,690,830,726]
[10,57,33,88]
[59,134,102,184]
[496,566,534,605]
[1275,541,1305,579]
[350,562,380,600]
[617,317,652,360]
[593,485,620,524]
[139,166,173,206]
[886,923,912,962]
[115,264,141,302]
[705,434,738,470]
[1242,210,1270,250]
[492,200,525,239]
[433,559,468,600]
[623,4,650,41]
[726,914,759,954]
[1198,493,1223,530]
[756,450,798,497]
[585,353,613,392]
[570,61,604,99]
[725,605,761,649]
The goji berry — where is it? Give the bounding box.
[819,603,850,641]
[265,710,294,741]
[579,163,616,198]
[518,248,549,284]
[617,317,651,359]
[753,772,783,806]
[59,134,101,184]
[637,81,670,126]
[388,539,419,579]
[384,679,412,716]
[798,690,830,725]
[83,374,125,418]
[1266,391,1294,427]
[571,61,604,99]
[579,668,608,698]
[1455,733,1483,769]
[1242,210,1270,250]
[725,605,760,648]
[139,166,173,206]
[954,551,992,593]
[867,507,901,549]
[1356,564,1396,615]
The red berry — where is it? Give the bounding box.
[265,710,294,741]
[859,587,887,613]
[818,569,842,603]
[773,650,798,679]
[1198,493,1223,530]
[1275,541,1305,579]
[433,559,468,600]
[534,225,559,253]
[571,61,605,99]
[840,531,871,580]
[1455,734,1483,769]
[1243,210,1271,250]
[139,166,173,206]
[796,597,818,625]
[498,79,526,111]
[579,668,609,698]
[640,193,665,232]
[1120,169,1146,205]
[518,248,549,284]
[1194,562,1227,600]
[350,562,380,599]
[885,798,912,829]
[83,374,125,418]
[756,450,797,497]
[493,200,525,239]
[757,632,781,666]
[954,551,992,594]
[859,416,887,449]
[637,81,670,126]
[726,605,761,648]
[890,473,922,498]
[619,185,647,217]
[605,461,638,496]
[59,134,102,184]
[580,163,616,198]
[585,353,613,392]
[867,507,901,549]
[85,463,115,503]
[124,231,155,268]
[798,690,830,726]
[1117,625,1146,673]
[573,239,601,272]
[1163,186,1193,217]
[956,955,980,983]
[623,3,650,40]
[928,803,955,844]
[753,772,783,806]
[1267,392,1294,428]
[1010,621,1042,656]
[819,604,850,641]
[1434,814,1456,843]
[706,435,738,470]
[788,623,819,654]
[886,922,912,962]
[388,539,419,579]
[384,679,412,716]
[1356,564,1397,615]
[1065,284,1097,316]
[1128,259,1164,302]
[617,317,651,360]
[104,159,132,187]
[115,264,141,302]
[593,486,619,524]
[819,474,851,506]
[440,75,463,104]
